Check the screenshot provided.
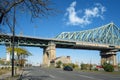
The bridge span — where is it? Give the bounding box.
[1,33,119,50]
[0,33,120,66]
[0,22,120,66]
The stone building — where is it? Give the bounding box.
[50,56,71,66]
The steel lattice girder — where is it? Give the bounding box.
[55,23,120,46]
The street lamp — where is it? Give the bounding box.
[118,53,120,71]
[11,3,16,77]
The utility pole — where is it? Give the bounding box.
[118,54,120,71]
[11,2,16,77]
[90,59,92,71]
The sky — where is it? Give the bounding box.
[0,0,120,66]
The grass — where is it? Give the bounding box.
[78,69,120,75]
[0,67,22,80]
[5,74,20,80]
[0,69,10,75]
[101,71,120,75]
[73,68,120,75]
[0,67,21,75]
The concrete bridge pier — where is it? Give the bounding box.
[6,44,19,61]
[6,51,11,61]
[43,42,56,67]
[100,50,117,66]
[6,45,11,61]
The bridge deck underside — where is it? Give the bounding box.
[0,34,120,51]
[55,42,116,51]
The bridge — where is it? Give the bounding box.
[0,22,120,66]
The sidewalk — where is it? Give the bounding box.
[0,69,23,80]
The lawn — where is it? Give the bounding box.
[79,70,120,75]
[0,68,10,75]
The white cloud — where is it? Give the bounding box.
[64,1,106,26]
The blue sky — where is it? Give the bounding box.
[1,0,120,65]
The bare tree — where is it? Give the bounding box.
[0,0,54,29]
[0,0,55,77]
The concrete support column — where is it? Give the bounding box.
[6,45,18,62]
[6,51,11,61]
[43,42,56,67]
[48,42,56,60]
[100,51,117,66]
[43,47,49,66]
[6,45,11,61]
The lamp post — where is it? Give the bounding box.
[118,54,120,71]
[11,3,16,77]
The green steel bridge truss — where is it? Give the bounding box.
[55,23,120,46]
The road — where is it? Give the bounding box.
[19,67,120,80]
